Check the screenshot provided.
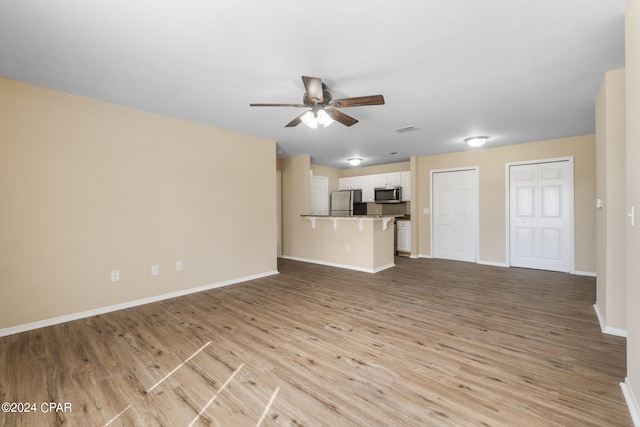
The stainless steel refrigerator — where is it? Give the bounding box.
[330,190,362,216]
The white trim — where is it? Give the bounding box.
[593,304,628,337]
[621,377,640,427]
[505,157,575,272]
[0,270,279,338]
[304,215,395,231]
[418,253,433,259]
[574,270,597,277]
[282,255,394,273]
[593,303,605,330]
[430,166,480,263]
[477,260,509,268]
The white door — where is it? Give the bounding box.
[310,175,329,215]
[509,161,572,272]
[433,169,478,262]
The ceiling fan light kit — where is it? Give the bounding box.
[301,109,334,128]
[250,76,384,128]
[465,136,490,147]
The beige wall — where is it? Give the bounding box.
[625,0,640,416]
[311,164,342,194]
[415,135,596,272]
[595,68,627,332]
[340,161,410,177]
[0,78,277,331]
[281,154,311,257]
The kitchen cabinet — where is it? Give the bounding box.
[339,175,375,201]
[373,172,401,188]
[339,176,359,190]
[400,171,411,201]
[396,220,411,253]
[340,171,411,202]
[360,175,375,201]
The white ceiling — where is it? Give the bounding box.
[0,0,627,168]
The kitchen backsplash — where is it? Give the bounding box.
[366,201,410,216]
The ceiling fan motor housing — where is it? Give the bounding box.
[303,89,332,107]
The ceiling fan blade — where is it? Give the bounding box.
[285,112,306,127]
[302,76,324,103]
[325,108,358,127]
[250,103,306,107]
[332,95,385,108]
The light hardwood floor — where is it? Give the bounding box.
[0,257,631,426]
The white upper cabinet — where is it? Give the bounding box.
[387,172,402,187]
[360,175,375,202]
[338,177,355,190]
[400,171,411,201]
[374,172,402,188]
[339,171,411,202]
[373,174,389,188]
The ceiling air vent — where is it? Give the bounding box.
[392,125,418,134]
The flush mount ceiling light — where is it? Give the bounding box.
[347,158,363,166]
[464,136,490,147]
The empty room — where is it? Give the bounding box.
[1,1,639,426]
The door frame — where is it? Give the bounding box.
[430,166,480,262]
[276,170,282,258]
[504,156,575,272]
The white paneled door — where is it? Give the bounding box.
[310,175,329,215]
[433,169,478,262]
[509,161,572,272]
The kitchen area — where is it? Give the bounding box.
[297,169,412,273]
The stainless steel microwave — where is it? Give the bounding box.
[374,186,402,203]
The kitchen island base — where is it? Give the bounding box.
[284,216,396,273]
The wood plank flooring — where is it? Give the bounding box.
[0,257,631,426]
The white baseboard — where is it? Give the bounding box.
[282,255,394,273]
[621,377,640,427]
[477,260,509,267]
[0,270,279,338]
[593,304,628,337]
[575,270,597,277]
[417,254,433,259]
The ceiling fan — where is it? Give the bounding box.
[250,76,385,128]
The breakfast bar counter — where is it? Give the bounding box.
[284,215,396,273]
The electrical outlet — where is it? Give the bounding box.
[151,265,159,276]
[111,270,120,282]
[176,261,183,271]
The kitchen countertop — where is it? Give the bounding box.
[301,214,405,218]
